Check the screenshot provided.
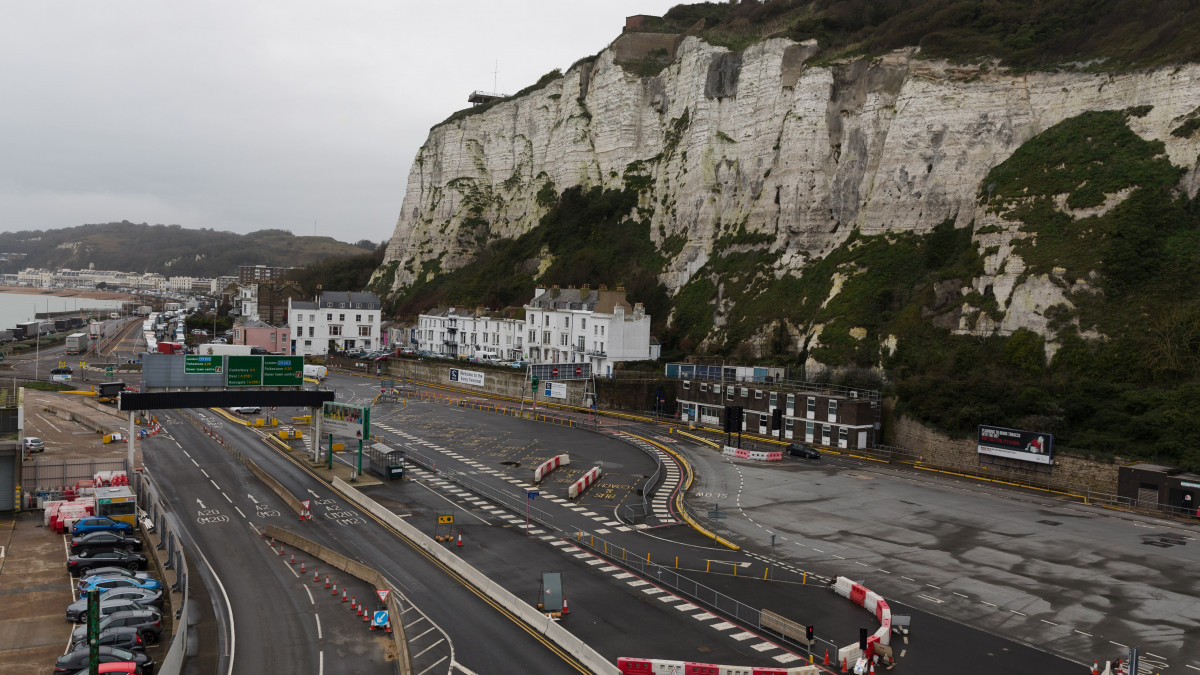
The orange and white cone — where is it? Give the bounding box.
[341,588,347,602]
[456,532,463,547]
[561,597,569,614]
[1091,662,1099,675]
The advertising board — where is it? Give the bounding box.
[977,425,1053,465]
[322,401,370,439]
[448,368,485,387]
[543,381,567,399]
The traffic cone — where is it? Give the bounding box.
[363,610,370,623]
[561,597,569,614]
[1091,662,1099,675]
[324,575,330,589]
[313,569,319,582]
[456,532,463,547]
[824,650,829,665]
[386,620,392,634]
[357,604,364,617]
[350,596,357,610]
[331,582,338,596]
[289,552,296,564]
[260,527,267,538]
[841,658,848,673]
[869,665,875,675]
[300,560,306,573]
[341,588,347,602]
[277,544,284,556]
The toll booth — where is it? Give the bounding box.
[95,486,138,526]
[1118,463,1200,517]
[364,442,405,480]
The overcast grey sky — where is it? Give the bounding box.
[0,1,681,246]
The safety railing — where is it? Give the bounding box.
[137,470,191,675]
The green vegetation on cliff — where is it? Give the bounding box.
[637,0,1200,68]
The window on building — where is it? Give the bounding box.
[581,318,586,330]
[683,380,690,389]
[543,331,550,344]
[326,313,332,321]
[599,341,603,353]
[807,397,816,417]
[564,316,570,328]
[356,315,361,322]
[714,385,721,394]
[359,326,370,337]
[755,390,763,399]
[528,330,536,343]
[560,333,568,346]
[700,383,708,391]
[368,315,374,322]
[545,315,549,326]
[339,314,345,322]
[296,314,302,323]
[308,327,314,337]
[828,399,838,419]
[727,387,734,400]
[600,325,605,336]
[330,325,342,336]
[769,392,777,408]
[578,336,585,350]
[839,427,848,446]
[304,340,312,347]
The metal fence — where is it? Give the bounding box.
[22,458,129,498]
[138,470,191,675]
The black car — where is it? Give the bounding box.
[68,548,149,576]
[70,531,143,554]
[70,609,162,645]
[54,645,155,674]
[786,443,821,459]
[67,626,146,653]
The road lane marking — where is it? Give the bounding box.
[222,493,232,503]
[210,479,220,490]
[900,576,915,581]
[953,592,968,598]
[926,584,940,589]
[315,613,322,639]
[981,601,997,607]
[319,651,323,675]
[234,507,246,519]
[1109,641,1126,648]
[305,586,314,604]
[190,458,199,466]
[1075,630,1093,637]
[1040,619,1058,626]
[201,469,209,477]
[1010,610,1026,616]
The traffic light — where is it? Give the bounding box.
[806,625,814,643]
[772,407,783,430]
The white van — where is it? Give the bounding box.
[303,365,327,380]
[477,352,502,364]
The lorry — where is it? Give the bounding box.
[199,343,252,356]
[64,332,89,355]
[156,342,185,354]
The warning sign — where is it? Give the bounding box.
[376,589,390,603]
[437,515,454,524]
[301,500,311,509]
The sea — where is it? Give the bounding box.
[0,291,127,332]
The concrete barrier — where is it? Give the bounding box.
[267,525,413,675]
[567,466,602,499]
[533,453,570,483]
[332,478,620,675]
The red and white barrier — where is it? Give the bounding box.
[617,657,819,675]
[568,466,602,499]
[723,446,784,461]
[833,575,893,660]
[533,453,570,483]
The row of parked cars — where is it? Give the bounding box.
[58,516,162,674]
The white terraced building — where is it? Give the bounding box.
[523,285,657,376]
[415,307,524,361]
[288,291,382,356]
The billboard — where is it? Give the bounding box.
[543,381,567,399]
[448,368,485,387]
[977,425,1053,465]
[322,401,370,440]
[530,362,590,381]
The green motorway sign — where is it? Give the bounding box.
[185,355,222,374]
[226,356,303,387]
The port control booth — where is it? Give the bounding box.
[95,486,138,526]
[1118,463,1200,518]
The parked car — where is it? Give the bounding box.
[785,443,821,459]
[23,436,44,453]
[66,626,146,653]
[64,596,153,623]
[78,569,160,593]
[69,663,146,675]
[229,406,261,414]
[190,329,208,336]
[67,588,163,621]
[71,516,134,536]
[70,609,162,645]
[70,531,143,554]
[212,337,227,343]
[55,645,154,675]
[68,548,149,576]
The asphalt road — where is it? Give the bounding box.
[684,431,1200,671]
[194,407,590,675]
[142,414,393,675]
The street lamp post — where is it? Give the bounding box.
[33,305,40,381]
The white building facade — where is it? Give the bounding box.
[523,285,655,376]
[415,308,524,360]
[288,291,382,356]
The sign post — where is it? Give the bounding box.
[87,588,100,671]
[525,489,538,535]
[531,375,539,409]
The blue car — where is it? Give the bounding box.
[72,516,134,536]
[81,575,163,595]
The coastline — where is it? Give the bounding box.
[0,285,136,301]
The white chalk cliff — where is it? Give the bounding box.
[380,34,1200,344]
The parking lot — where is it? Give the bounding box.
[0,390,167,674]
